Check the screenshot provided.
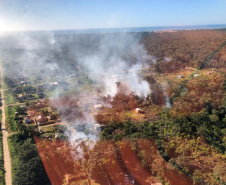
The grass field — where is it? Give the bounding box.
[3,90,15,105]
[0,110,5,185]
[5,106,18,132]
[7,134,18,183]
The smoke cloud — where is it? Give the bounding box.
[79,33,153,97]
[0,31,154,156]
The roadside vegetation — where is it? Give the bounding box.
[5,106,17,132]
[0,109,5,185]
[8,132,50,185]
[3,90,14,105]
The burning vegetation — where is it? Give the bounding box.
[0,29,226,184]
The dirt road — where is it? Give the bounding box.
[0,60,12,185]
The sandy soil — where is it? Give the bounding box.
[0,60,12,185]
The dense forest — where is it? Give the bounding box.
[142,29,226,70]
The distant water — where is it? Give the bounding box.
[2,24,226,36]
[53,24,226,34]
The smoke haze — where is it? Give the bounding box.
[0,31,154,151]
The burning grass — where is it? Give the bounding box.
[34,136,202,185]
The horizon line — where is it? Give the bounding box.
[1,23,226,34]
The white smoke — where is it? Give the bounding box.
[78,33,153,97]
[0,31,155,158]
[162,84,171,108]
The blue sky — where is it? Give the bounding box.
[0,0,226,32]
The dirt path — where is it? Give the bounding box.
[0,60,12,185]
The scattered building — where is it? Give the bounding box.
[19,105,27,110]
[94,104,103,110]
[207,70,214,75]
[94,123,101,131]
[47,82,58,90]
[18,94,26,101]
[37,92,45,98]
[24,116,34,124]
[49,82,58,86]
[25,118,31,124]
[47,114,57,120]
[194,74,200,77]
[178,75,185,78]
[135,108,144,114]
[26,93,33,99]
[36,115,48,123]
[20,81,30,85]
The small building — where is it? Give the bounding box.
[24,117,34,124]
[94,123,101,131]
[36,115,48,123]
[26,93,33,99]
[25,118,31,124]
[47,82,58,91]
[38,92,45,98]
[207,71,214,75]
[135,108,144,114]
[194,74,200,77]
[47,114,57,120]
[49,82,58,86]
[18,94,26,101]
[178,75,185,78]
[94,104,103,110]
[20,81,30,85]
[27,111,35,117]
[19,105,27,110]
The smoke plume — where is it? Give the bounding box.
[0,31,154,156]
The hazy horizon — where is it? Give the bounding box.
[1,24,226,35]
[1,0,226,32]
